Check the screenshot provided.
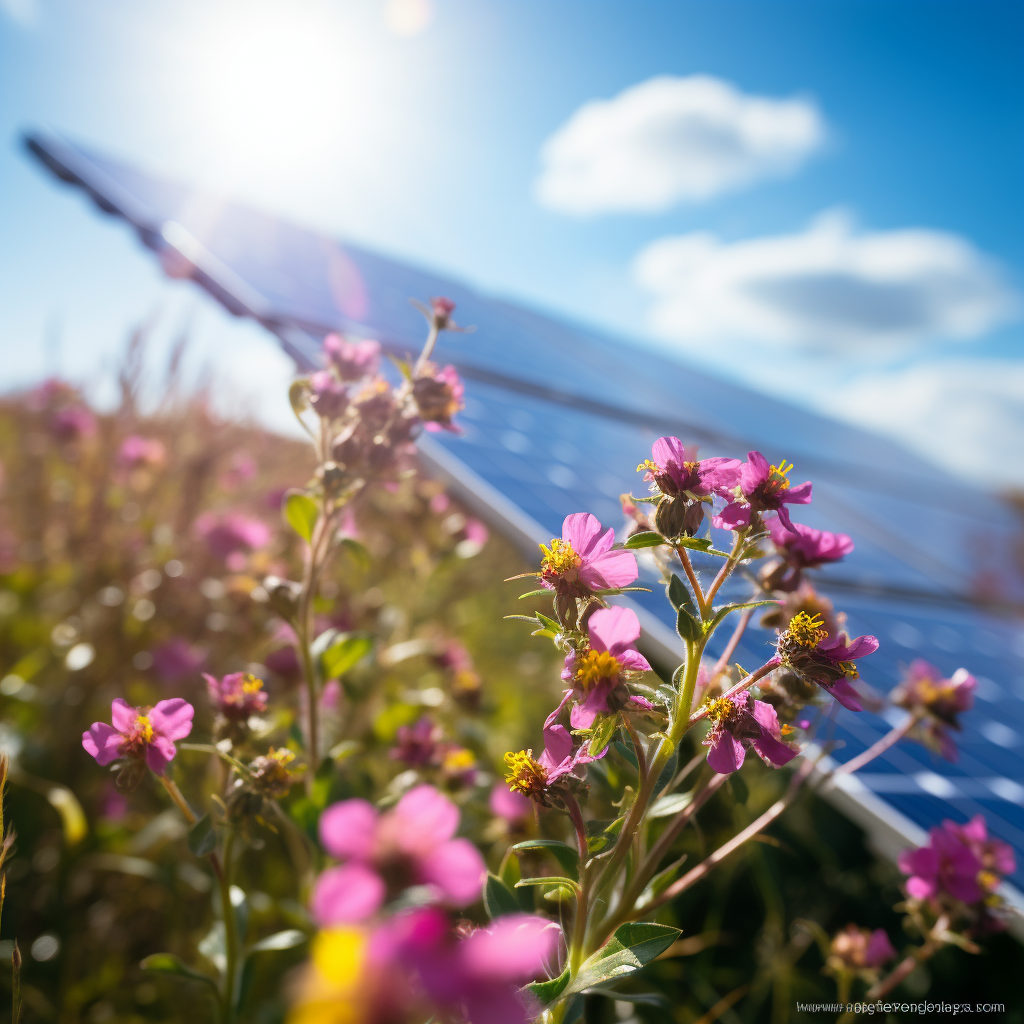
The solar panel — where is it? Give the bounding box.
[24,129,1024,906]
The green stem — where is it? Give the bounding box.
[564,795,590,976]
[218,832,241,1024]
[676,547,708,620]
[704,528,748,609]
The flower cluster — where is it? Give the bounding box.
[82,697,194,789]
[301,307,466,500]
[899,815,1015,929]
[891,659,976,761]
[297,786,557,1024]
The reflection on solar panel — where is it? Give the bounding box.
[24,130,1024,909]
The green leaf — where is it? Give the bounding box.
[730,772,749,805]
[187,814,216,858]
[648,791,694,818]
[535,611,561,633]
[288,379,310,416]
[511,839,580,878]
[666,574,697,617]
[140,953,219,991]
[514,876,581,896]
[677,536,732,557]
[518,590,551,599]
[338,537,371,571]
[592,586,653,595]
[527,966,571,1005]
[586,816,624,854]
[706,599,778,636]
[483,873,521,919]
[676,606,702,643]
[677,536,712,551]
[283,491,319,543]
[531,629,557,639]
[320,633,373,679]
[248,930,307,954]
[567,922,681,994]
[588,715,620,758]
[614,922,681,964]
[504,614,541,623]
[623,531,666,549]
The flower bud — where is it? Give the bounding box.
[654,495,688,538]
[263,576,303,620]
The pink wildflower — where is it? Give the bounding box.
[892,660,975,760]
[503,721,604,806]
[767,518,853,568]
[204,671,269,719]
[323,334,381,381]
[151,638,206,683]
[898,817,998,905]
[118,435,166,470]
[82,697,194,776]
[390,716,444,766]
[700,691,798,774]
[489,782,532,824]
[431,296,457,329]
[713,451,812,534]
[562,606,652,729]
[829,925,897,971]
[414,364,464,433]
[642,436,740,498]
[312,785,485,925]
[308,370,349,420]
[773,611,878,711]
[195,511,271,563]
[537,513,638,597]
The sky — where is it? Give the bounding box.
[1,0,1022,486]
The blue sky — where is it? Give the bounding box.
[1,0,1022,484]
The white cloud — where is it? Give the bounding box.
[818,361,1024,489]
[535,75,825,215]
[634,209,1020,351]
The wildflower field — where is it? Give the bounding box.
[1,307,1022,1024]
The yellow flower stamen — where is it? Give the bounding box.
[539,538,582,576]
[769,459,794,490]
[637,459,658,474]
[134,715,155,743]
[504,749,547,795]
[574,650,622,689]
[241,673,264,694]
[442,747,476,773]
[266,747,296,767]
[701,696,736,724]
[785,611,828,648]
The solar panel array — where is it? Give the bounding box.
[25,130,1024,896]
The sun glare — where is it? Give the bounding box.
[180,3,385,184]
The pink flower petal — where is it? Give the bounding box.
[319,799,379,860]
[712,502,750,531]
[706,732,746,774]
[587,606,640,654]
[561,513,604,557]
[82,723,123,766]
[110,697,138,734]
[145,741,173,775]
[460,914,560,981]
[419,838,486,905]
[312,863,386,924]
[393,785,460,851]
[617,648,652,673]
[150,698,195,741]
[579,549,639,590]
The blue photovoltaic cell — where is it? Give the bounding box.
[24,130,1024,891]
